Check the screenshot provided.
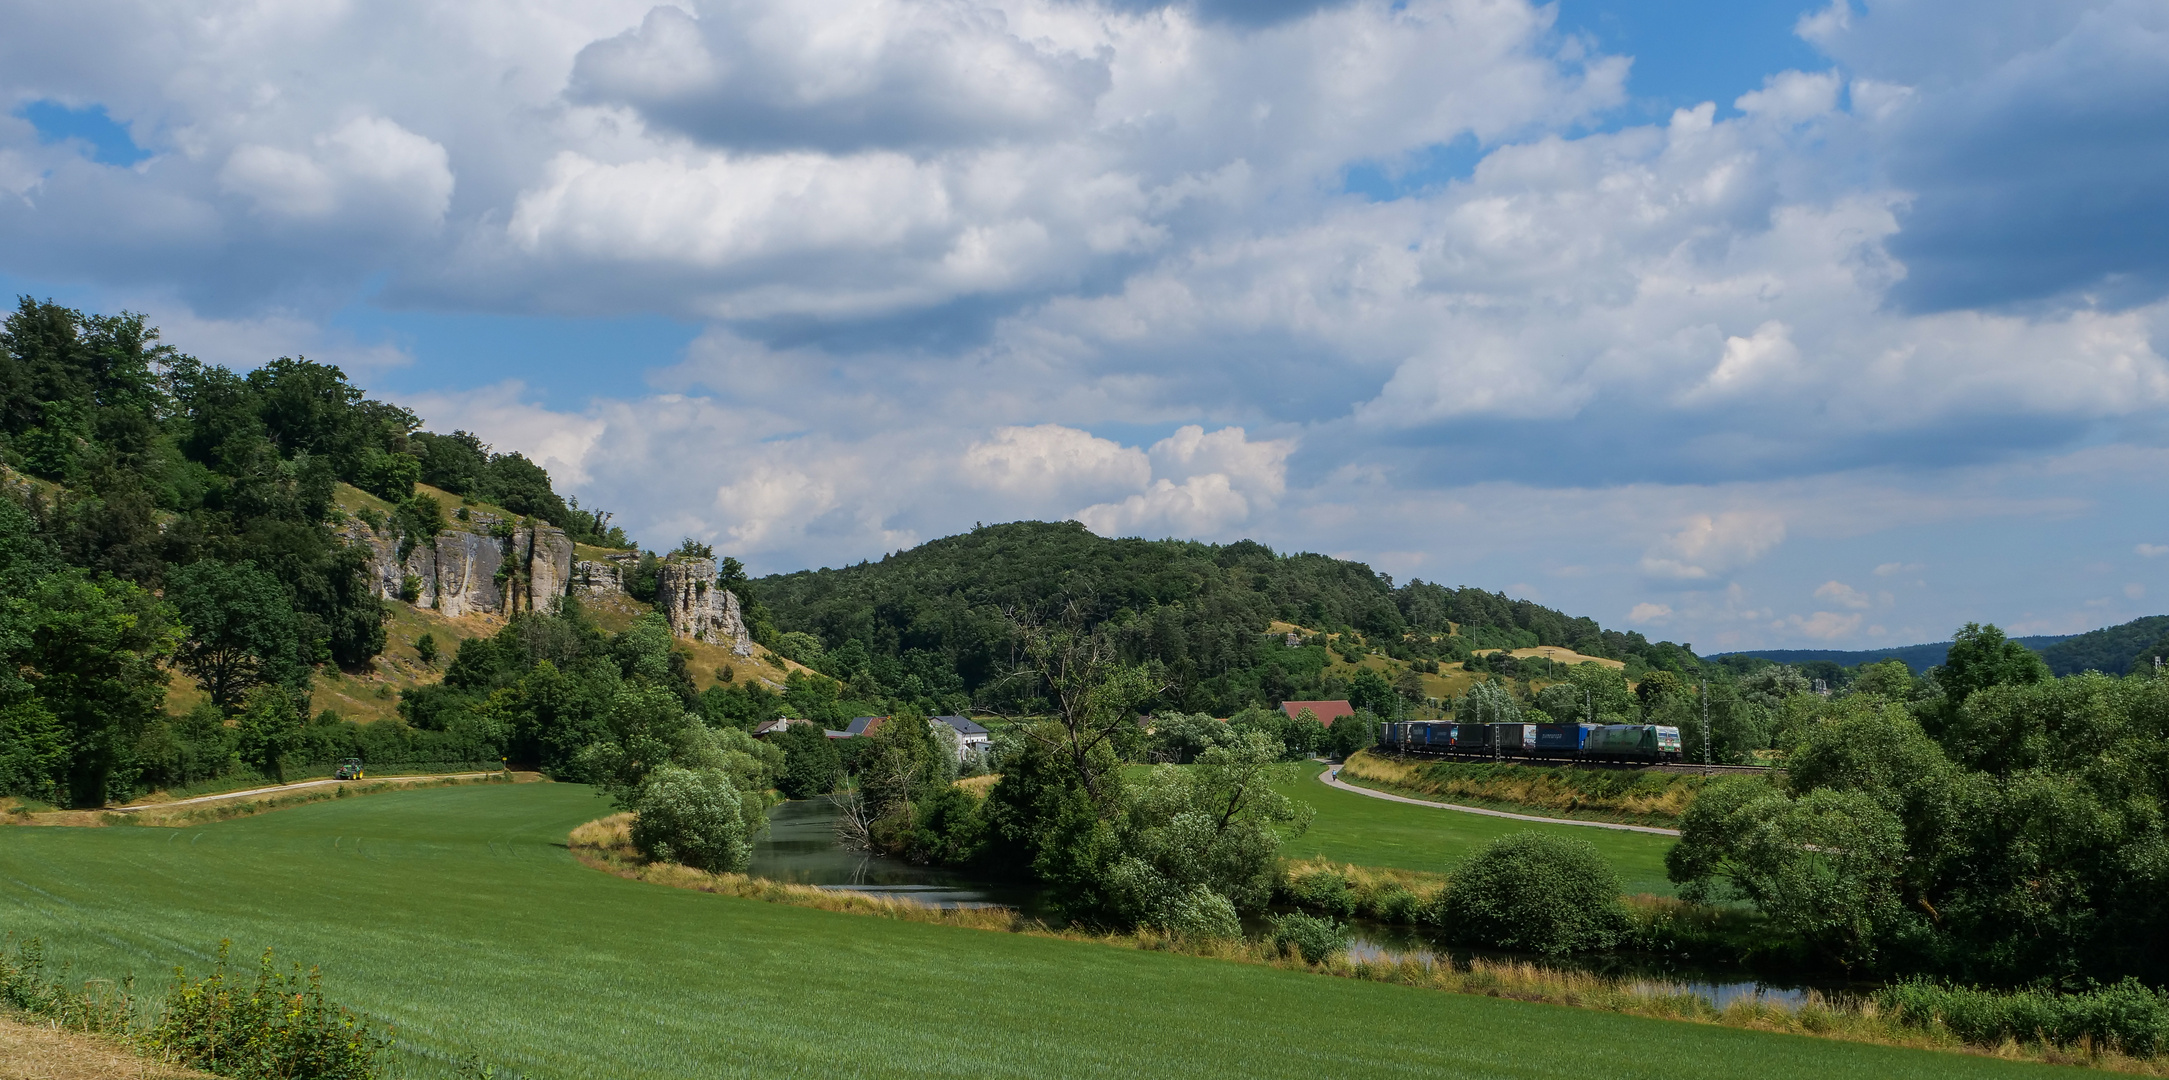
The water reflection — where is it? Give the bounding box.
[748,798,1044,912]
[1339,921,1821,1009]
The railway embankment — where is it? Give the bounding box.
[1339,750,1751,828]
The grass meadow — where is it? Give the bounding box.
[0,783,2070,1079]
[1273,762,1680,896]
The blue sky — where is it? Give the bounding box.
[4,0,2167,652]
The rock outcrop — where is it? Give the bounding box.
[432,530,505,617]
[656,554,753,655]
[572,553,637,598]
[504,524,574,614]
[348,510,587,618]
[346,510,748,653]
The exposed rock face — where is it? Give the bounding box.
[432,530,505,617]
[656,555,753,655]
[347,512,587,617]
[505,524,575,614]
[343,520,405,600]
[403,541,438,609]
[572,559,621,597]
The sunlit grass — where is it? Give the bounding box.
[1275,761,1682,895]
[0,783,2078,1079]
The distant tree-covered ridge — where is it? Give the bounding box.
[1713,615,2169,679]
[751,520,1699,717]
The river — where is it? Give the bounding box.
[747,797,1827,1007]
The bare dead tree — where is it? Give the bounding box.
[825,786,877,852]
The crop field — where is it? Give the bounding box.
[1274,762,1680,896]
[0,784,2064,1079]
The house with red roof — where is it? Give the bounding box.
[1280,700,1356,726]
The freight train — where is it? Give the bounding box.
[1376,720,1684,763]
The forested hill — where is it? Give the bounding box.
[1714,615,2169,677]
[752,520,1697,716]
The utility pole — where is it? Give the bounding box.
[1700,679,1711,774]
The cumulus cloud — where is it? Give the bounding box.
[1776,610,1864,640]
[1075,425,1294,537]
[1628,602,1672,624]
[1813,580,1873,609]
[964,424,1150,498]
[220,118,454,226]
[568,1,1110,152]
[3,0,2169,653]
[1640,512,1787,583]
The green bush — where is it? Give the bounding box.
[1878,978,2169,1057]
[1161,885,1243,941]
[1432,831,1629,955]
[147,941,390,1080]
[630,765,753,872]
[1283,870,1356,917]
[1270,912,1348,965]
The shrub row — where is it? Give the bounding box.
[1878,978,2169,1057]
[0,935,389,1080]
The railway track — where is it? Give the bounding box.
[1377,751,1774,775]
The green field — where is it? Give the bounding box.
[0,783,2060,1079]
[1274,762,1680,895]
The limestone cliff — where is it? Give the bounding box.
[346,514,578,618]
[344,510,744,652]
[656,554,753,655]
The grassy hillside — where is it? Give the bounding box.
[0,784,2070,1080]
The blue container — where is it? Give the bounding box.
[1533,723,1591,751]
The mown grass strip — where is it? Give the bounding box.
[1273,760,1683,895]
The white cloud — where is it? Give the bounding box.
[2139,545,2169,558]
[220,117,454,226]
[1776,610,1864,640]
[1813,580,1872,609]
[1640,512,1787,583]
[1628,602,1672,624]
[3,0,2169,657]
[402,382,609,488]
[963,424,1150,497]
[1074,425,1294,537]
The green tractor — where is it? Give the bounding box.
[334,758,365,781]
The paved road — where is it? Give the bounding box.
[110,772,498,812]
[1318,765,1682,837]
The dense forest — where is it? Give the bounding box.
[0,298,625,805]
[750,520,1698,718]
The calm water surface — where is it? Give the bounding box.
[748,798,1044,911]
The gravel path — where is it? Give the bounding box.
[1318,765,1682,837]
[110,773,497,812]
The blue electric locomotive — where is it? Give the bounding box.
[1376,720,1682,764]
